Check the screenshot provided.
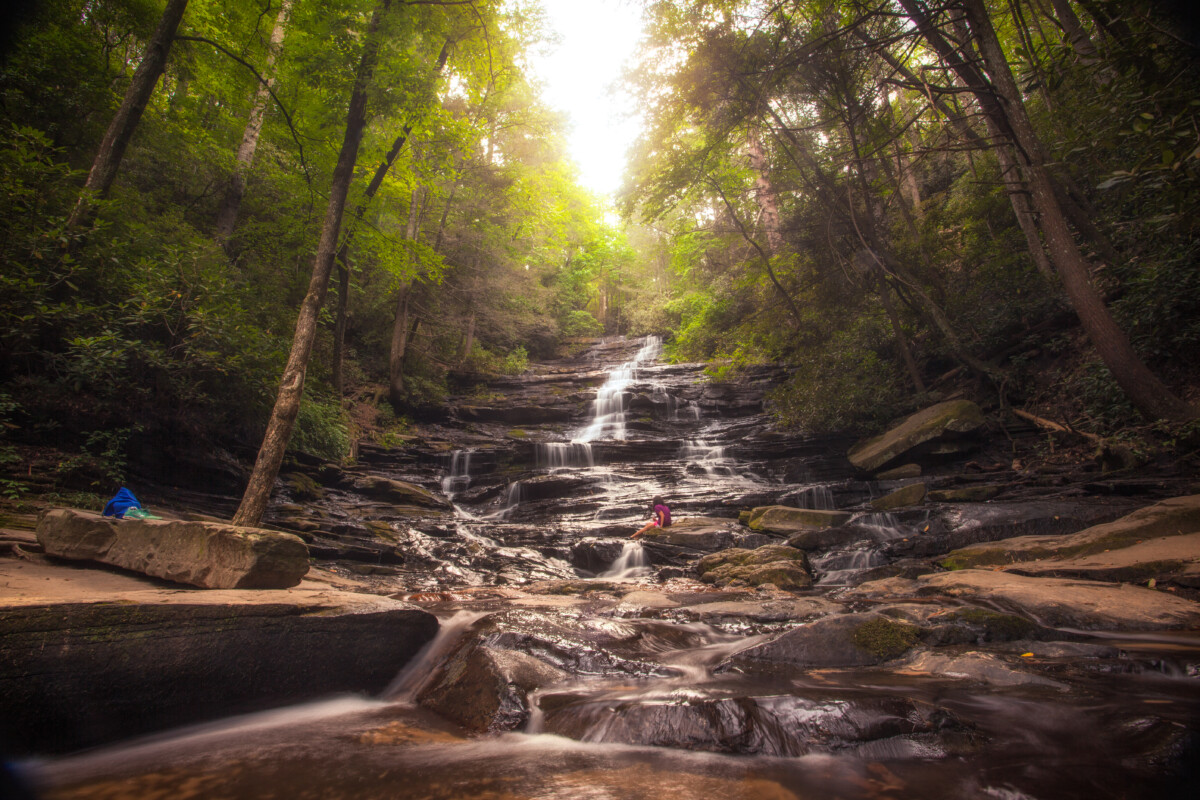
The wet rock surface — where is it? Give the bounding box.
[12,336,1200,800]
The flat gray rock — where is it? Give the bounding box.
[37,508,309,589]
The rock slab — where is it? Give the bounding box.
[916,569,1200,630]
[848,400,985,472]
[37,508,310,589]
[0,568,438,754]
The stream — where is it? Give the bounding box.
[26,336,1200,799]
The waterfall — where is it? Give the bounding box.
[574,336,661,442]
[536,442,594,470]
[783,484,835,510]
[599,541,652,579]
[440,449,473,496]
[680,439,732,477]
[500,481,522,518]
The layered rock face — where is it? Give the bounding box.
[37,508,310,589]
[0,561,438,754]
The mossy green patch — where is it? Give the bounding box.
[945,608,1036,640]
[852,617,919,660]
[507,429,528,438]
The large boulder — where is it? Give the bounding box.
[0,560,438,754]
[1002,533,1200,586]
[641,516,771,552]
[697,543,812,589]
[939,494,1200,570]
[417,641,568,733]
[37,508,309,589]
[916,569,1200,630]
[351,476,451,509]
[871,483,927,511]
[847,400,985,472]
[748,506,852,534]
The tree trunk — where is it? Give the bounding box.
[388,284,412,407]
[746,127,783,254]
[960,0,1193,421]
[67,0,189,229]
[214,0,291,245]
[461,312,476,362]
[878,276,926,392]
[1048,0,1101,62]
[388,185,423,407]
[233,1,389,528]
[329,38,451,395]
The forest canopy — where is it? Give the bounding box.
[0,0,1198,505]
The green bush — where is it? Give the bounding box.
[288,395,350,462]
[560,309,603,337]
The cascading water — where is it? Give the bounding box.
[574,335,662,442]
[598,541,652,579]
[440,449,473,496]
[536,442,594,470]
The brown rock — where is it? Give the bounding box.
[848,400,985,472]
[748,506,852,534]
[871,483,927,511]
[916,569,1200,630]
[37,508,309,589]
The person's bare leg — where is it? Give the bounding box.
[632,522,655,539]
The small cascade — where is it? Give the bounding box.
[651,385,677,420]
[500,481,522,518]
[680,439,732,477]
[812,548,886,586]
[384,611,490,701]
[574,336,662,442]
[854,511,906,540]
[599,540,652,579]
[536,442,594,470]
[440,449,473,496]
[785,484,835,510]
[812,512,907,586]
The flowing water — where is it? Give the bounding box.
[25,336,1200,799]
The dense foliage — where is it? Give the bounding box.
[0,0,639,493]
[1,0,1198,499]
[620,0,1200,435]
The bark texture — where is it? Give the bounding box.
[233,1,389,527]
[214,0,292,245]
[67,0,190,229]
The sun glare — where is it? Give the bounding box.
[529,0,646,198]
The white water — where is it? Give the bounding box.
[441,449,473,496]
[573,336,662,442]
[536,441,594,470]
[599,541,652,579]
[384,610,491,701]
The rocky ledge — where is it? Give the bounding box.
[0,558,437,754]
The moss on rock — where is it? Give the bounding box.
[852,617,919,660]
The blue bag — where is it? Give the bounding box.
[102,487,142,518]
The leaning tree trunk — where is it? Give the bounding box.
[958,0,1194,421]
[331,38,452,395]
[233,1,389,528]
[214,0,291,246]
[67,0,189,229]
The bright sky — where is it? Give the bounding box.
[530,0,646,198]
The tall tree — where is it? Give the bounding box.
[67,0,190,229]
[899,0,1195,421]
[233,0,390,527]
[213,0,292,246]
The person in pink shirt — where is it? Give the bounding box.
[632,496,671,539]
